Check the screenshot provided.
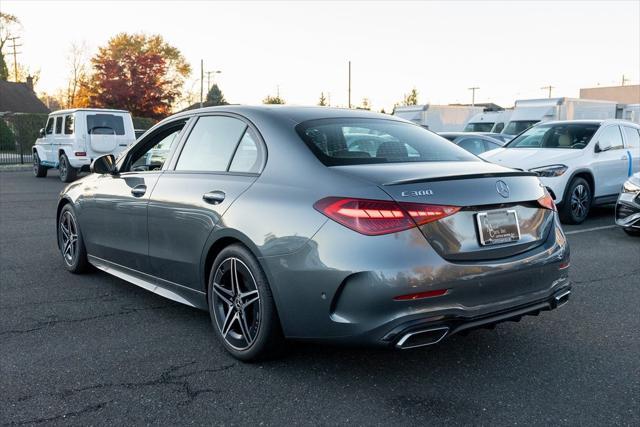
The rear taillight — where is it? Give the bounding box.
[537,192,557,211]
[75,152,87,157]
[314,197,460,236]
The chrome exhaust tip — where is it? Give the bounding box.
[554,289,571,308]
[395,327,449,349]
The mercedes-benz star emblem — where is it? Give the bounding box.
[496,180,510,198]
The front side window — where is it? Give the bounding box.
[464,122,494,132]
[64,115,74,135]
[176,116,248,172]
[622,126,640,149]
[127,122,186,172]
[45,117,54,134]
[87,114,125,135]
[297,118,478,166]
[54,116,63,134]
[507,123,599,149]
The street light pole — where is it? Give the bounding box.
[348,61,351,109]
[200,59,204,108]
[468,87,479,107]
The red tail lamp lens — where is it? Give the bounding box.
[394,288,449,301]
[314,197,460,236]
[537,192,557,211]
[74,152,87,157]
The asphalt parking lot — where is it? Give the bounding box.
[1,170,638,426]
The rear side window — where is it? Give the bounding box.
[64,115,74,135]
[456,137,485,155]
[622,126,640,149]
[87,114,125,135]
[229,130,263,173]
[296,118,477,166]
[176,116,247,172]
[599,126,624,150]
[54,116,62,134]
[45,117,54,134]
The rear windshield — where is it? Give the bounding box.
[464,122,494,132]
[503,120,538,135]
[507,123,599,149]
[296,118,478,166]
[87,114,125,135]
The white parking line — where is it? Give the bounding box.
[565,225,617,235]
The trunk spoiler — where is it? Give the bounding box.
[383,171,537,186]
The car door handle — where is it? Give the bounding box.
[203,191,225,205]
[131,185,147,197]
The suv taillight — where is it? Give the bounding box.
[314,197,460,236]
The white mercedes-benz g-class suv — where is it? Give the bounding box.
[32,109,136,182]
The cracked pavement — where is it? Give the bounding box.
[1,171,639,425]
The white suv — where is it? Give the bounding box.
[32,109,136,182]
[480,119,640,224]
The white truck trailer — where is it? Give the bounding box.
[502,97,617,135]
[393,104,483,132]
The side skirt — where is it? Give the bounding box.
[88,255,208,310]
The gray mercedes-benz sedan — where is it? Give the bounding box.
[56,106,571,361]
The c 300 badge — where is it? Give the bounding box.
[401,189,434,197]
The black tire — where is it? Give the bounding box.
[33,152,47,177]
[58,204,89,274]
[59,153,78,183]
[559,177,592,224]
[623,228,640,236]
[207,244,284,361]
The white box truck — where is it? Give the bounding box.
[393,104,483,132]
[502,97,617,135]
[464,110,513,133]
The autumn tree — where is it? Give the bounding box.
[318,92,327,106]
[263,94,285,104]
[402,88,419,106]
[65,42,89,108]
[206,83,227,105]
[86,33,190,119]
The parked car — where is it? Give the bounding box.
[481,119,640,224]
[615,172,640,236]
[393,104,483,132]
[439,132,505,155]
[33,108,136,182]
[57,106,570,361]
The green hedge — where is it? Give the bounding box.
[1,113,48,154]
[0,119,16,151]
[132,117,157,130]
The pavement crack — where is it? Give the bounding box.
[7,400,113,425]
[572,268,640,285]
[0,304,178,338]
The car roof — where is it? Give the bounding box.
[536,119,640,128]
[165,105,404,126]
[49,108,130,115]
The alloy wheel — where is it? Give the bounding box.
[59,211,78,266]
[33,154,39,175]
[59,157,67,181]
[570,183,590,220]
[212,257,261,350]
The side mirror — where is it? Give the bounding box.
[38,128,45,138]
[595,140,611,153]
[91,154,117,175]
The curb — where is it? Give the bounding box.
[0,165,32,172]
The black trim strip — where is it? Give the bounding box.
[383,171,537,186]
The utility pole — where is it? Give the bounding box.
[200,59,204,108]
[348,60,351,109]
[468,87,480,107]
[328,92,331,107]
[541,85,554,98]
[621,74,630,86]
[8,37,22,82]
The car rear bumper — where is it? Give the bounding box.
[262,213,570,344]
[615,193,640,230]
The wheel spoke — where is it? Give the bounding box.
[238,310,253,345]
[240,290,260,309]
[213,282,233,306]
[221,310,238,338]
[230,258,240,296]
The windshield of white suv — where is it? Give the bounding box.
[506,123,600,149]
[503,120,538,135]
[464,122,494,132]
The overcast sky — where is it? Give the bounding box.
[3,0,639,111]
